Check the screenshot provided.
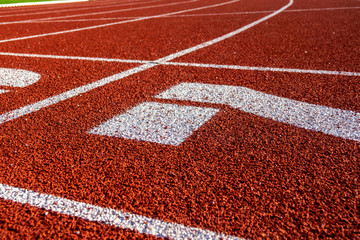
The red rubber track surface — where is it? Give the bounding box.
[177,9,360,72]
[0,0,176,22]
[0,0,359,239]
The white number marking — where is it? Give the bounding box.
[89,102,219,146]
[156,82,360,142]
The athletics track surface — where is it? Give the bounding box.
[0,0,359,239]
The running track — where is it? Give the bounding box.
[0,0,359,239]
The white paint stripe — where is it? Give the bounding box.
[156,82,360,142]
[0,183,244,240]
[0,0,87,8]
[163,62,360,76]
[171,6,360,16]
[0,0,197,25]
[1,51,358,76]
[0,0,162,18]
[24,6,360,23]
[0,0,237,43]
[0,0,138,13]
[0,52,149,64]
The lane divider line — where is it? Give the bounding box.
[0,0,198,25]
[28,6,360,23]
[0,0,238,43]
[0,1,293,238]
[0,0,162,18]
[164,62,360,76]
[0,0,87,8]
[155,82,360,142]
[0,183,244,240]
[1,52,358,76]
[0,0,143,14]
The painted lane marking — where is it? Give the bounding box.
[1,52,359,77]
[89,102,219,146]
[0,184,244,240]
[155,82,360,142]
[164,62,360,77]
[0,0,162,17]
[0,0,198,25]
[0,0,239,43]
[0,0,87,8]
[0,0,141,14]
[0,68,41,87]
[0,1,293,237]
[0,0,293,126]
[29,6,360,23]
[0,89,10,94]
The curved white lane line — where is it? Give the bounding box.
[0,1,293,238]
[158,0,293,62]
[0,0,87,8]
[0,0,162,17]
[0,0,138,13]
[16,6,360,23]
[0,0,197,25]
[0,0,235,43]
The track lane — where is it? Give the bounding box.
[0,0,193,23]
[0,15,264,59]
[175,8,360,72]
[0,0,359,239]
[0,56,139,114]
[0,0,239,43]
[0,65,357,239]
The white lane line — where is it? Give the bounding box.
[0,0,197,25]
[0,68,41,87]
[0,1,292,237]
[0,183,244,240]
[0,0,138,13]
[0,0,160,16]
[89,102,219,146]
[164,62,360,76]
[0,0,161,18]
[0,0,87,8]
[155,82,360,142]
[0,0,237,43]
[28,6,360,23]
[1,52,358,76]
[0,52,149,64]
